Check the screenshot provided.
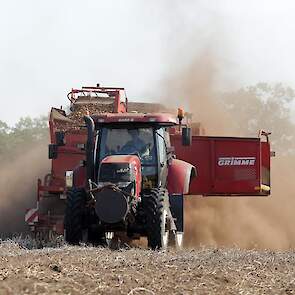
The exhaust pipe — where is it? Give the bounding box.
[84,116,95,183]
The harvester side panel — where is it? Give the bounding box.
[171,135,271,196]
[51,150,85,179]
[51,134,86,176]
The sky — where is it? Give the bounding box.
[1,0,295,124]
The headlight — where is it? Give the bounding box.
[65,170,74,188]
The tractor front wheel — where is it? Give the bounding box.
[142,188,169,250]
[64,188,86,245]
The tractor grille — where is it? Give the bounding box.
[99,163,132,183]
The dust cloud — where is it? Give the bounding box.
[161,51,295,250]
[0,143,49,236]
[184,156,295,250]
[162,50,236,136]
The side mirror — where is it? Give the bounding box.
[48,144,58,159]
[182,127,192,146]
[55,131,65,146]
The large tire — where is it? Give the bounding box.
[64,188,86,245]
[142,188,169,250]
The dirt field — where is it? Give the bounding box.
[0,241,294,295]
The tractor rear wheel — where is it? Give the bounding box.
[142,188,169,250]
[64,188,86,245]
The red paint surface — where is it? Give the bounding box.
[167,159,196,195]
[171,135,271,196]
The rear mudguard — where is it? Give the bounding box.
[167,159,197,195]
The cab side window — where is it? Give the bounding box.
[157,128,167,166]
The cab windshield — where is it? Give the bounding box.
[99,127,156,166]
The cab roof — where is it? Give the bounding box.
[92,112,177,126]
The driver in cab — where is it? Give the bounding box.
[120,129,149,157]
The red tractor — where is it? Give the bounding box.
[26,85,272,249]
[64,111,195,249]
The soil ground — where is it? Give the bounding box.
[0,241,295,295]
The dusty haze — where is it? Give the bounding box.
[161,51,295,250]
[0,143,49,236]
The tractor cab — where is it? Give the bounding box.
[95,123,172,191]
[86,113,183,189]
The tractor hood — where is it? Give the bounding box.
[101,155,141,166]
[98,155,142,197]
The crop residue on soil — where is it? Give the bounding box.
[0,242,295,295]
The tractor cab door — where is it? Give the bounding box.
[170,134,271,196]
